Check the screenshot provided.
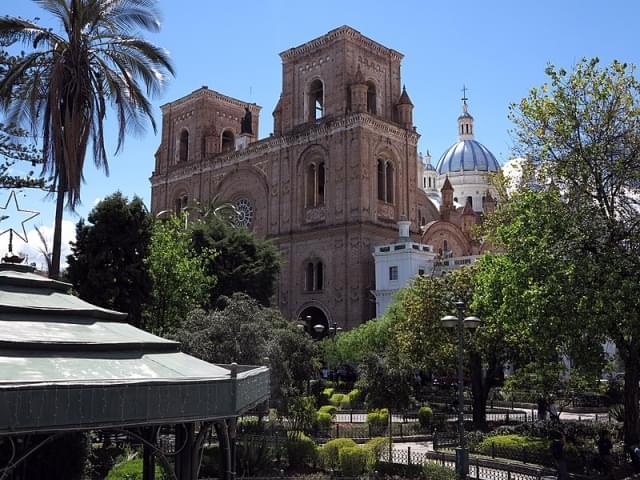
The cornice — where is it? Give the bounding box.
[280,25,403,62]
[160,87,261,113]
[150,113,419,187]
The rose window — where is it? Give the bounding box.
[234,198,253,228]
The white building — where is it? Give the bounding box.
[371,219,437,317]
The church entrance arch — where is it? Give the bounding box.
[298,306,329,339]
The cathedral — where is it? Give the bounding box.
[150,26,499,331]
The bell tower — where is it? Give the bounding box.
[274,26,405,135]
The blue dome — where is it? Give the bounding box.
[435,139,500,175]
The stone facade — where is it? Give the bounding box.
[150,26,492,330]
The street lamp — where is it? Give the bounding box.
[440,300,481,479]
[315,321,342,338]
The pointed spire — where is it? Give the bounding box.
[398,85,413,106]
[457,85,474,141]
[441,175,453,192]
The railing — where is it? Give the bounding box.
[382,449,555,480]
[200,449,558,480]
[491,390,610,409]
[238,410,530,441]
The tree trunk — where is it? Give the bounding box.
[470,352,501,432]
[623,347,640,447]
[49,185,65,279]
[470,352,488,431]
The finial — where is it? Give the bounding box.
[461,85,469,113]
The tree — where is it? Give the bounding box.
[0,0,174,278]
[66,192,152,328]
[145,214,213,333]
[510,58,640,446]
[191,217,281,307]
[321,293,419,409]
[395,266,511,430]
[0,49,47,190]
[174,293,319,412]
[476,189,607,423]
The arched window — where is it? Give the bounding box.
[304,260,324,292]
[377,160,385,201]
[316,262,324,290]
[179,130,189,163]
[377,159,395,204]
[174,193,188,214]
[305,160,326,208]
[305,262,314,291]
[385,162,394,204]
[221,130,234,152]
[428,177,432,188]
[366,81,377,114]
[306,163,316,208]
[317,162,325,205]
[443,240,449,257]
[308,79,324,121]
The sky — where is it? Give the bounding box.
[2,0,640,268]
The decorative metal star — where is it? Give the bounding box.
[0,191,40,243]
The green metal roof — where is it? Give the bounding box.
[0,263,269,436]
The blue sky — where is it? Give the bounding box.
[2,0,640,265]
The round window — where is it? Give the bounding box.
[234,198,254,228]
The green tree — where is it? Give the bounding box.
[66,192,152,328]
[191,217,281,307]
[510,58,640,445]
[0,48,47,190]
[0,0,174,278]
[0,122,46,189]
[322,294,418,409]
[174,294,319,412]
[175,293,319,412]
[476,190,606,420]
[145,214,213,332]
[395,267,510,430]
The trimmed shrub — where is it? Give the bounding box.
[423,462,456,480]
[367,408,389,432]
[316,411,333,431]
[363,437,389,468]
[319,438,357,470]
[286,432,316,469]
[339,446,368,477]
[329,393,346,407]
[322,387,335,400]
[476,434,550,462]
[318,405,337,416]
[339,397,351,410]
[347,388,361,404]
[418,405,434,428]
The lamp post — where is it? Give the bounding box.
[441,300,481,479]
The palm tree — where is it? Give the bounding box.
[0,0,174,277]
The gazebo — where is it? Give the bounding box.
[0,263,269,479]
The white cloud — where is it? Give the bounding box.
[0,220,76,273]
